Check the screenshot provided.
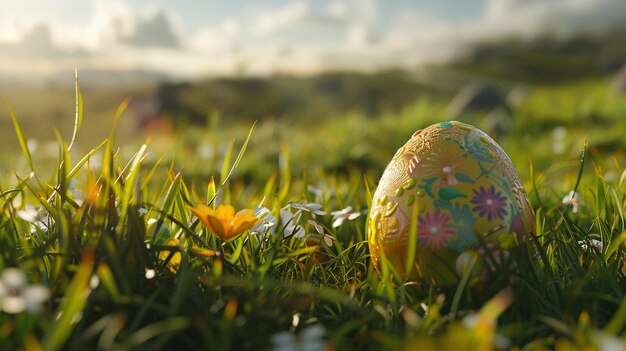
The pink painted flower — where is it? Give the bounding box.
[418,209,456,249]
[471,185,508,221]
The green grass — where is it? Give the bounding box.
[1,77,626,350]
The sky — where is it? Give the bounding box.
[0,0,625,80]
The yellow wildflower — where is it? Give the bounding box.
[190,204,257,241]
[158,238,181,273]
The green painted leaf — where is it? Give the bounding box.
[455,173,475,184]
[438,187,467,200]
[420,177,438,198]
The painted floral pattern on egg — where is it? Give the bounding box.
[367,121,534,285]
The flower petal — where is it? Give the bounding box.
[216,204,235,219]
[190,204,214,228]
[332,217,345,228]
[207,215,227,240]
[307,219,325,234]
[348,212,363,220]
[231,210,258,235]
[291,225,306,238]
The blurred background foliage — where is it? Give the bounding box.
[1,24,626,192]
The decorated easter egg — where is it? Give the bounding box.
[367,121,534,285]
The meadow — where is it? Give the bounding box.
[1,68,626,351]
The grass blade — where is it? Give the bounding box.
[151,173,182,244]
[122,317,190,350]
[208,122,256,206]
[8,105,34,172]
[220,139,234,204]
[277,141,291,204]
[68,69,83,151]
[404,200,419,278]
[68,138,108,179]
[605,296,626,335]
[44,251,94,351]
[118,143,148,232]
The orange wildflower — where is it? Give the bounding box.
[190,204,258,241]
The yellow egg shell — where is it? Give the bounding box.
[367,121,534,285]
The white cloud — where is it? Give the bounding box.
[380,14,462,67]
[85,0,136,49]
[0,0,188,76]
[122,10,181,48]
[327,0,348,21]
[481,0,626,38]
[251,1,311,35]
[189,18,240,54]
[353,0,377,26]
[370,0,626,69]
[1,0,625,79]
[83,1,183,49]
[346,23,373,49]
[0,19,21,42]
[0,24,60,58]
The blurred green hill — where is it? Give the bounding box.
[156,70,441,125]
[451,24,626,83]
[155,24,626,125]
